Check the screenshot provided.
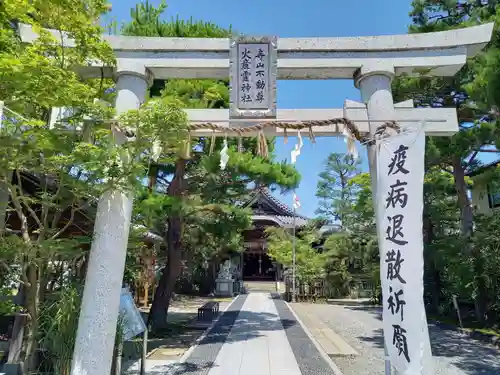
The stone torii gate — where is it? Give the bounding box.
[19,22,493,375]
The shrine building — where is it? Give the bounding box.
[232,188,309,281]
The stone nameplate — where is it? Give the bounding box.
[229,35,277,119]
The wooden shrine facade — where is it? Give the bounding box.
[240,188,308,281]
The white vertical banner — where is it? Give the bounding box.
[376,128,433,375]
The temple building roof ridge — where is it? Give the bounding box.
[244,187,309,228]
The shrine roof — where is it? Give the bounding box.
[465,159,500,177]
[245,188,309,228]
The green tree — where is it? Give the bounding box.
[322,231,379,299]
[0,0,194,368]
[392,0,500,322]
[0,0,117,370]
[266,227,325,285]
[317,170,379,300]
[421,168,461,313]
[315,153,361,227]
[346,172,375,231]
[0,95,187,371]
[120,1,300,329]
[122,0,232,38]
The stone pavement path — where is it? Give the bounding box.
[207,292,301,375]
[174,292,341,375]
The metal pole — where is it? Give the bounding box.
[292,198,297,303]
[366,140,394,375]
[371,150,393,375]
[384,346,391,375]
[140,327,148,375]
[114,339,123,375]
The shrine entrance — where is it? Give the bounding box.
[240,188,308,281]
[243,251,275,280]
[24,19,491,375]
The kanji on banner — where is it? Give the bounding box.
[376,128,433,375]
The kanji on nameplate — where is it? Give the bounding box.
[230,36,277,119]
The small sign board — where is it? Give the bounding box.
[119,287,147,341]
[229,35,277,119]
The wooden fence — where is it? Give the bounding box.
[283,276,375,302]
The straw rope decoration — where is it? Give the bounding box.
[105,115,399,153]
[187,117,401,156]
[1,102,402,163]
[371,121,401,143]
[107,115,401,158]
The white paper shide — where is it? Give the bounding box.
[237,43,270,110]
[376,129,433,375]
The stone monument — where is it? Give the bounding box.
[215,259,235,297]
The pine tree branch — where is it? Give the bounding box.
[10,185,31,244]
[50,206,76,240]
[465,151,479,169]
[441,168,453,175]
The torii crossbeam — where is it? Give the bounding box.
[183,99,458,137]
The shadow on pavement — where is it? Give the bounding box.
[176,295,298,375]
[197,310,296,345]
[123,360,216,375]
[343,306,500,375]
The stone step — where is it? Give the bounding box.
[244,281,281,292]
[291,303,358,357]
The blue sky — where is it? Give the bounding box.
[106,0,415,217]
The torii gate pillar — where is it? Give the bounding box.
[70,66,152,375]
[354,63,403,375]
[354,62,396,197]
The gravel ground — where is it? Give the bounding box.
[298,303,500,375]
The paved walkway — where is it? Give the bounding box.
[207,293,301,375]
[176,292,340,375]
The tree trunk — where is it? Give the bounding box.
[423,212,441,313]
[149,159,187,330]
[77,255,89,282]
[7,285,26,368]
[204,260,217,295]
[20,264,40,373]
[452,155,487,323]
[0,171,13,236]
[452,156,474,240]
[148,165,158,192]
